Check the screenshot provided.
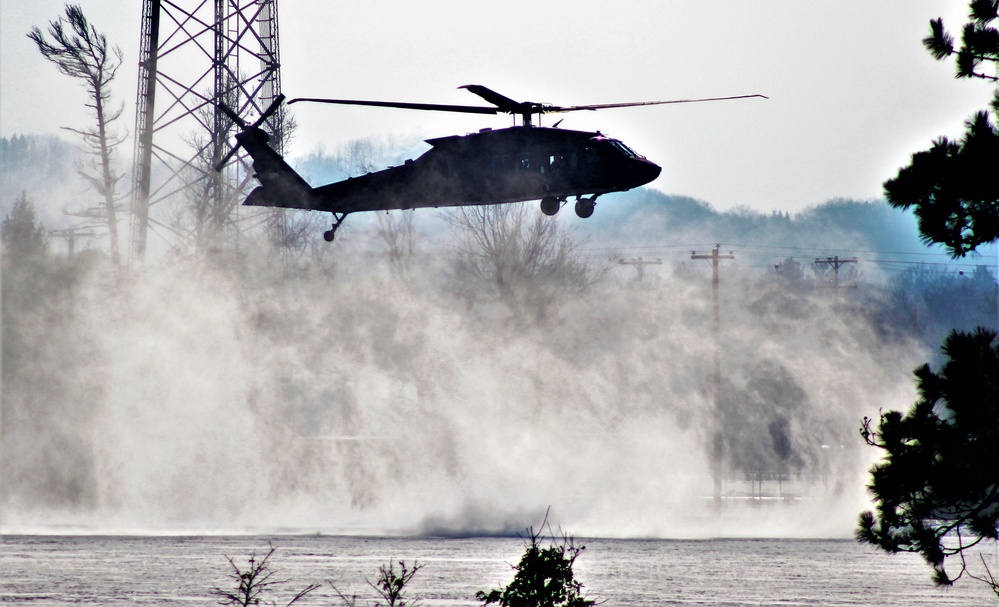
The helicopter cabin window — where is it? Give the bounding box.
[549,154,568,170]
[492,153,543,176]
[515,152,533,172]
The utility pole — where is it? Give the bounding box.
[50,227,96,258]
[691,244,734,503]
[814,256,858,296]
[618,256,662,282]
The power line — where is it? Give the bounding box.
[585,242,997,273]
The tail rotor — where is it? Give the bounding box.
[214,94,286,171]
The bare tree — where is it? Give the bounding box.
[211,546,319,607]
[171,109,241,256]
[376,211,417,275]
[332,560,425,607]
[28,5,126,264]
[445,204,599,321]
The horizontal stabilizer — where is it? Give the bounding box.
[243,186,277,208]
[242,180,314,211]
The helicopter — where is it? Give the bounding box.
[217,85,766,241]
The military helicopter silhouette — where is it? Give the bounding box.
[217,85,766,242]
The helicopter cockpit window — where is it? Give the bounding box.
[609,140,637,157]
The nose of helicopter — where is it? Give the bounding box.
[631,157,662,188]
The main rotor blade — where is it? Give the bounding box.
[552,94,769,113]
[458,84,529,114]
[288,97,499,115]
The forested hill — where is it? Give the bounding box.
[0,134,80,224]
[576,188,939,265]
[1,135,78,190]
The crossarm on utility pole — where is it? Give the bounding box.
[618,256,662,282]
[814,255,858,294]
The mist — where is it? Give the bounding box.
[5,131,994,537]
[2,198,945,539]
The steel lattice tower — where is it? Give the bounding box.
[130,0,284,261]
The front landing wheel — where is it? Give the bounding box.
[575,198,595,219]
[540,196,561,216]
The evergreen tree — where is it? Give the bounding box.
[476,520,595,607]
[883,0,999,258]
[858,328,999,594]
[862,4,999,597]
[1,192,48,259]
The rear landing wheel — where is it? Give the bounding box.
[540,196,561,216]
[323,212,348,243]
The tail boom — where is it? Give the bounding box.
[234,127,316,211]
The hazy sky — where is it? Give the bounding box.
[1,1,995,213]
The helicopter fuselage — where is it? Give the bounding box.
[245,125,661,215]
[221,85,764,241]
